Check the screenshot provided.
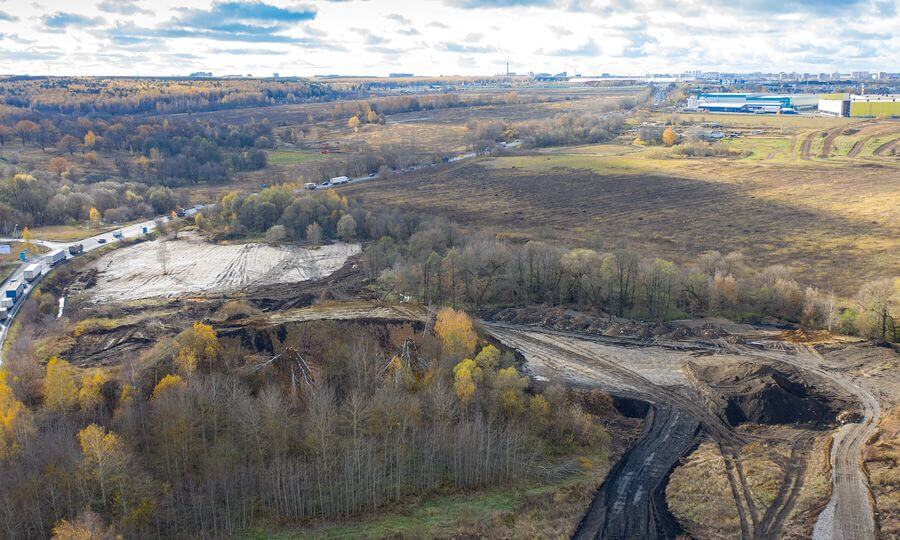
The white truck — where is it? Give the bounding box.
[47,249,66,266]
[23,263,42,282]
[1,298,13,309]
[330,175,350,185]
[304,182,317,190]
[0,308,7,321]
[5,280,24,301]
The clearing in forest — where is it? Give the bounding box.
[85,232,360,303]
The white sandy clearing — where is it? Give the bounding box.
[87,232,360,303]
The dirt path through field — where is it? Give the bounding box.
[729,343,878,540]
[820,129,842,158]
[483,324,776,539]
[873,137,898,156]
[799,130,818,160]
[484,322,871,540]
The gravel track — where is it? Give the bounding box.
[485,323,864,540]
[732,343,879,540]
[484,323,759,539]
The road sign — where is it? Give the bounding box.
[0,245,9,255]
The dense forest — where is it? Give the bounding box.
[0,78,334,116]
[0,308,604,537]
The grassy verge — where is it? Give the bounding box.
[27,224,117,242]
[243,444,613,539]
[268,150,328,166]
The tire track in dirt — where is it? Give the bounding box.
[848,135,875,157]
[573,404,700,540]
[731,343,878,540]
[799,131,818,160]
[846,124,898,157]
[820,129,842,158]
[873,137,898,156]
[487,324,843,540]
[754,431,817,539]
[484,324,763,539]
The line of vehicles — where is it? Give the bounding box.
[2,252,57,321]
[304,174,376,191]
[0,241,90,321]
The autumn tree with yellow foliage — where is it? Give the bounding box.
[0,370,32,458]
[43,357,78,413]
[88,207,101,227]
[173,322,220,374]
[78,371,108,413]
[662,126,677,146]
[434,307,477,360]
[77,424,127,511]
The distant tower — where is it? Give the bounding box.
[506,61,509,78]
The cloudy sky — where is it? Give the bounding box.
[0,0,897,76]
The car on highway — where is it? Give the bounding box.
[319,181,332,189]
[97,238,107,244]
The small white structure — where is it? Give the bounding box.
[819,98,849,117]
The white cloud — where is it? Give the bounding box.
[0,0,892,76]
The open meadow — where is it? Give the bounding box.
[345,118,899,296]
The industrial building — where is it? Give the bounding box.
[818,94,900,117]
[686,93,819,114]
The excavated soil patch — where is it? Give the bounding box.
[84,232,360,302]
[687,358,858,427]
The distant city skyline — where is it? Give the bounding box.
[0,0,897,77]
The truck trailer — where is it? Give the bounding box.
[47,249,66,266]
[23,263,42,282]
[5,280,24,300]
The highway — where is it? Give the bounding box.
[0,215,187,364]
[310,140,520,190]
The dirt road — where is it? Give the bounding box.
[573,404,700,540]
[484,323,754,539]
[731,343,878,540]
[485,322,874,540]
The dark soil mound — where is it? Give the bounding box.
[488,306,730,342]
[687,359,857,427]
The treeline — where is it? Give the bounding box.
[0,78,334,116]
[363,220,897,342]
[518,111,627,148]
[197,185,415,246]
[199,190,896,341]
[0,309,604,537]
[0,172,183,227]
[0,111,272,184]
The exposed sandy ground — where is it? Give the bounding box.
[86,233,360,302]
